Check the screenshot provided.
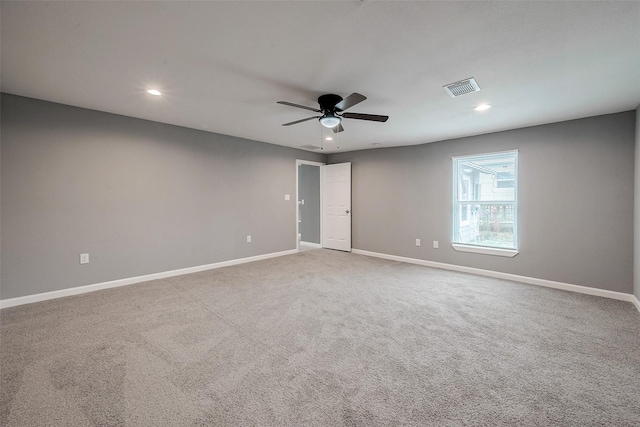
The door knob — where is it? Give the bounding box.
[346,210,350,214]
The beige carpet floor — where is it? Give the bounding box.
[1,249,639,426]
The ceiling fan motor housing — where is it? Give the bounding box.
[318,94,343,112]
[317,94,343,128]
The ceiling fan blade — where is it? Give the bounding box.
[332,123,344,133]
[335,93,366,111]
[282,116,320,126]
[342,112,389,122]
[277,101,321,113]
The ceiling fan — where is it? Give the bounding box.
[277,93,389,133]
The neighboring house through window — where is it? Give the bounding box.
[452,151,518,257]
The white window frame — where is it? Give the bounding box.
[452,150,519,258]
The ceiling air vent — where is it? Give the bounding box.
[300,144,322,151]
[443,77,480,98]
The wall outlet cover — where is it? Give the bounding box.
[80,253,90,264]
[415,239,421,247]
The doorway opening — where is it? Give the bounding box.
[296,160,324,252]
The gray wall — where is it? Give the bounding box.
[329,112,636,294]
[1,94,636,301]
[635,106,640,302]
[298,164,321,244]
[1,94,323,300]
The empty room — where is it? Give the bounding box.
[1,1,639,426]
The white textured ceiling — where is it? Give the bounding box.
[2,1,639,153]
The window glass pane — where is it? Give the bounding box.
[457,203,515,248]
[453,151,517,250]
[458,156,516,202]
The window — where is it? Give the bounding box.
[452,151,518,256]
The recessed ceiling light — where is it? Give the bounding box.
[147,89,162,96]
[474,103,492,111]
[325,136,334,141]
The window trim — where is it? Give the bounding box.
[452,150,519,256]
[452,243,518,257]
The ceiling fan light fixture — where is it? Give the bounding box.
[319,115,341,128]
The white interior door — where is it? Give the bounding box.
[322,163,351,251]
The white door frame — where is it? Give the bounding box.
[296,159,325,252]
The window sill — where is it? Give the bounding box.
[452,244,518,258]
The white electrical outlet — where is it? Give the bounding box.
[80,253,89,264]
[433,240,439,249]
[415,239,421,247]
[247,235,252,243]
[284,194,290,201]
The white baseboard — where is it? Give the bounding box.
[4,248,638,314]
[299,241,322,248]
[352,249,639,309]
[0,249,297,309]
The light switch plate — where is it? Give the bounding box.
[284,194,290,201]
